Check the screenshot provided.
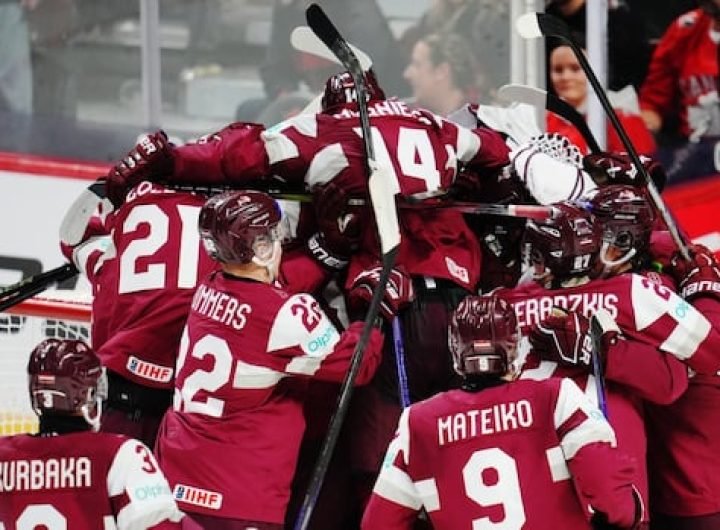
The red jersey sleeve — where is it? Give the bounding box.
[170,122,270,185]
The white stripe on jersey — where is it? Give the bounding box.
[263,130,300,164]
[546,446,571,482]
[73,235,114,279]
[305,143,349,188]
[455,123,482,162]
[106,439,183,530]
[553,378,615,459]
[232,358,285,389]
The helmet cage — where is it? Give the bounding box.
[587,185,655,269]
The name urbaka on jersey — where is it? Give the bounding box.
[0,457,91,492]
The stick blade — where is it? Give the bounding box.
[291,26,372,71]
[515,12,543,39]
[368,163,401,255]
[497,84,548,108]
[59,180,110,246]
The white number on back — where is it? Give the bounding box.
[354,126,443,193]
[463,448,526,530]
[119,204,201,294]
[16,505,67,530]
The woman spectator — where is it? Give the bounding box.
[548,39,656,156]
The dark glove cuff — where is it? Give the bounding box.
[680,277,720,302]
[307,233,349,271]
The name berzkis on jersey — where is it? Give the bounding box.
[438,399,533,446]
[0,457,91,491]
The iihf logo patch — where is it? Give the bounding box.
[126,356,173,383]
[173,484,223,510]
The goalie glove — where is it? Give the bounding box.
[529,308,621,371]
[348,265,415,322]
[107,130,174,207]
[583,152,667,191]
[669,244,720,302]
[525,133,584,168]
[511,134,596,204]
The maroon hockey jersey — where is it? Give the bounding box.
[64,182,218,389]
[645,296,720,517]
[361,378,638,530]
[166,103,510,290]
[0,431,182,529]
[500,271,720,375]
[155,271,383,523]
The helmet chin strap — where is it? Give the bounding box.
[251,241,282,282]
[81,398,103,432]
[599,241,636,272]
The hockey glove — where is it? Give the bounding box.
[530,308,620,370]
[670,244,720,302]
[107,130,174,207]
[583,152,667,191]
[349,265,415,322]
[307,175,367,271]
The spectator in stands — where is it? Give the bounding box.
[639,1,720,181]
[545,0,651,92]
[548,38,656,155]
[403,32,478,116]
[401,0,510,96]
[640,2,720,141]
[0,0,33,113]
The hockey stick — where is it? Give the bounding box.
[588,309,615,419]
[168,182,558,219]
[294,6,401,530]
[392,317,411,408]
[291,26,373,71]
[497,84,602,154]
[0,263,79,313]
[516,12,690,261]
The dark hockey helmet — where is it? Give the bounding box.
[522,201,602,281]
[586,185,655,268]
[199,190,283,264]
[321,69,386,112]
[701,0,720,19]
[28,339,102,416]
[449,294,520,377]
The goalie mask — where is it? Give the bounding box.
[321,69,386,112]
[449,294,520,378]
[586,185,655,271]
[523,201,602,285]
[28,339,105,431]
[199,190,284,278]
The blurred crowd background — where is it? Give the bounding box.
[0,0,709,183]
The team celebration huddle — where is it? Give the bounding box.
[2,2,720,530]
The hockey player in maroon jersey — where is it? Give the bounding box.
[643,241,720,529]
[61,170,219,448]
[361,293,642,530]
[154,190,383,530]
[103,69,511,518]
[0,338,184,530]
[497,200,693,528]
